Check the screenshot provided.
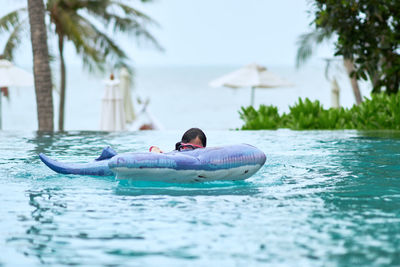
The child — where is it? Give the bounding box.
[150,128,207,153]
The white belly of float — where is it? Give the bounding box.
[113,164,262,183]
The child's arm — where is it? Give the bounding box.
[149,146,163,153]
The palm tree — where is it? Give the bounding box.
[47,0,161,131]
[296,29,362,105]
[27,0,54,131]
[0,0,161,131]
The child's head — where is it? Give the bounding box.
[175,128,207,150]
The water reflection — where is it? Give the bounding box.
[7,188,67,265]
[115,180,260,196]
[302,131,400,266]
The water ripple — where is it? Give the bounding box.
[1,130,400,266]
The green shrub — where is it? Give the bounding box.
[281,98,354,130]
[239,105,281,130]
[239,93,400,130]
[350,93,400,130]
[284,98,329,129]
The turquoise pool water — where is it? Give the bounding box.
[1,130,400,266]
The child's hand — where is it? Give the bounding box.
[149,146,163,153]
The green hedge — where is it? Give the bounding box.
[239,93,400,130]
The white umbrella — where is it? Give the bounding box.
[0,59,34,129]
[100,76,126,131]
[0,59,34,87]
[119,67,136,124]
[209,63,293,106]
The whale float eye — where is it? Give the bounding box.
[117,157,126,164]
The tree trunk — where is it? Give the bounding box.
[343,58,362,105]
[27,0,54,131]
[58,35,66,131]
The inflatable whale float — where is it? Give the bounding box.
[39,144,266,183]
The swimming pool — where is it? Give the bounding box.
[1,130,399,266]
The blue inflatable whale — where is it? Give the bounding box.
[39,144,266,183]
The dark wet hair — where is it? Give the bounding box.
[175,128,207,150]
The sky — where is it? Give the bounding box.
[1,0,335,68]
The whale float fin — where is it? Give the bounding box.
[95,146,117,161]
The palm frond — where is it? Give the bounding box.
[58,12,105,70]
[2,18,29,60]
[81,0,154,24]
[78,15,130,69]
[111,1,157,24]
[85,1,163,50]
[46,0,161,71]
[0,7,27,33]
[112,16,163,51]
[296,28,332,68]
[58,11,130,72]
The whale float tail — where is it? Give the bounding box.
[39,153,114,176]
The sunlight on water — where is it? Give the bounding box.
[1,130,400,266]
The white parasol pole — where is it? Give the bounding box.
[331,77,340,108]
[0,92,2,129]
[250,86,255,107]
